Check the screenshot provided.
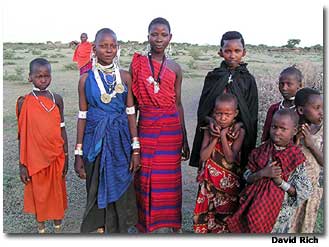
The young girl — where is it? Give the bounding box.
[130,17,190,233]
[72,32,93,75]
[193,93,245,233]
[74,28,139,233]
[261,66,303,142]
[16,58,68,233]
[226,109,312,233]
[289,88,323,233]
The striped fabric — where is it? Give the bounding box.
[131,53,183,232]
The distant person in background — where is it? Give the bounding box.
[16,58,68,233]
[130,17,190,233]
[289,88,323,233]
[190,31,258,171]
[72,33,93,75]
[261,66,303,142]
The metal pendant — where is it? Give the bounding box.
[154,82,160,93]
[114,84,125,94]
[101,93,112,104]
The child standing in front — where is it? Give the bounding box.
[74,28,139,233]
[289,88,323,233]
[190,31,258,170]
[226,109,312,233]
[16,58,68,233]
[193,93,245,233]
[261,66,303,142]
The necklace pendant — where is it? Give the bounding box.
[101,93,112,104]
[154,82,160,93]
[228,74,233,84]
[114,83,125,94]
[147,76,155,84]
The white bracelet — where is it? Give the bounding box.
[243,169,252,181]
[131,141,140,149]
[279,180,291,192]
[60,122,65,127]
[74,149,83,156]
[126,106,135,115]
[78,111,87,119]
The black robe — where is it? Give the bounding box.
[189,61,258,169]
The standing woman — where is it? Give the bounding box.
[130,17,190,233]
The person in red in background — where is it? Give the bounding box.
[72,33,93,75]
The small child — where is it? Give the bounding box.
[289,88,323,233]
[193,93,245,233]
[261,66,303,142]
[190,31,258,169]
[72,32,93,75]
[226,109,312,233]
[16,58,68,233]
[74,28,139,233]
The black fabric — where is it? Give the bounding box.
[81,155,138,233]
[189,61,258,169]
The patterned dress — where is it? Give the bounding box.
[131,53,183,232]
[289,125,323,233]
[193,129,242,233]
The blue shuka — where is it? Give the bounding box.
[83,70,132,208]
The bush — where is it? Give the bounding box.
[63,63,77,71]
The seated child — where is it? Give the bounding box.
[226,109,312,233]
[193,93,245,233]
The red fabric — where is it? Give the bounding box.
[261,102,280,142]
[16,95,67,221]
[194,133,241,233]
[226,141,305,233]
[131,53,176,108]
[73,41,92,69]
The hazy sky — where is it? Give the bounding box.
[2,0,324,47]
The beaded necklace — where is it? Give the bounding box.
[32,90,56,112]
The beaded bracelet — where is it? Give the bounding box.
[279,180,291,192]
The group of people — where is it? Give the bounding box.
[16,17,323,234]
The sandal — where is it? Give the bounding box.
[96,227,105,234]
[54,224,62,233]
[37,223,46,234]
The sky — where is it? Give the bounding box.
[1,0,325,47]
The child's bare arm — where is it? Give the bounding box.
[221,125,245,164]
[55,94,69,176]
[200,130,218,162]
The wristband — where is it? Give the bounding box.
[78,111,87,119]
[126,106,135,115]
[60,122,65,127]
[74,149,83,156]
[279,180,291,192]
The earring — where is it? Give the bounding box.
[92,52,97,70]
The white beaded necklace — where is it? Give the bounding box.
[32,89,56,112]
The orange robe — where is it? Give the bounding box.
[16,95,67,222]
[72,42,92,69]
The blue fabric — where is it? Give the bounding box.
[83,70,132,207]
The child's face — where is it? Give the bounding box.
[80,34,88,43]
[213,101,238,128]
[278,74,301,100]
[219,39,246,69]
[29,65,51,90]
[148,24,172,54]
[94,33,118,65]
[298,94,323,125]
[270,114,296,147]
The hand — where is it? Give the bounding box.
[230,122,242,140]
[62,155,68,177]
[181,138,190,161]
[272,177,283,186]
[74,156,86,179]
[130,153,141,173]
[261,161,282,178]
[300,124,314,148]
[19,164,30,184]
[220,127,229,137]
[209,118,221,137]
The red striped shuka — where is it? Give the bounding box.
[131,53,183,233]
